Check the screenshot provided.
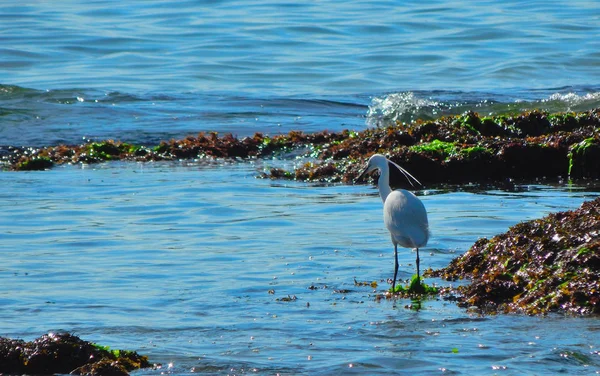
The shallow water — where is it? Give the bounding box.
[1,162,600,374]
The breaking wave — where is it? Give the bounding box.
[367,90,600,128]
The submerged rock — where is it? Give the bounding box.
[0,332,150,376]
[431,197,600,315]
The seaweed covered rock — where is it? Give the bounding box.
[0,130,344,171]
[569,137,600,179]
[432,197,600,315]
[0,332,150,375]
[2,109,600,184]
[263,109,600,184]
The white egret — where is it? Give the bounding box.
[356,154,429,291]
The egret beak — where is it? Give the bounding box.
[355,166,370,183]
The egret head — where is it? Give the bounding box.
[355,153,421,187]
[356,154,387,182]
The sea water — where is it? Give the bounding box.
[1,1,600,146]
[1,164,600,374]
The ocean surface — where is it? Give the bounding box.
[1,1,600,374]
[2,0,600,146]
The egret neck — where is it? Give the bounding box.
[376,166,392,204]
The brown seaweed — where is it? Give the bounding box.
[2,109,599,185]
[430,197,600,315]
[0,333,150,376]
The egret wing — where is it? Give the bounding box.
[383,189,429,248]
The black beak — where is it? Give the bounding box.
[355,166,370,183]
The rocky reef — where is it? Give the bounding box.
[0,130,345,172]
[2,110,600,186]
[431,197,600,315]
[265,109,600,184]
[0,332,150,376]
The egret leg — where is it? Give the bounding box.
[392,244,399,291]
[415,248,421,286]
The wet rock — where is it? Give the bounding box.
[431,197,600,315]
[568,136,600,179]
[261,109,600,184]
[2,109,599,184]
[71,358,129,376]
[0,332,150,376]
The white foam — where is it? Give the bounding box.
[366,92,441,127]
[544,91,600,104]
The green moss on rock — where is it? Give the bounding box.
[568,136,600,179]
[16,156,53,171]
[409,139,458,161]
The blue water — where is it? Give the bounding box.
[2,165,600,374]
[3,1,600,95]
[1,1,600,146]
[2,1,600,374]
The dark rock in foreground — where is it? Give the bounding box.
[431,197,600,315]
[0,333,150,376]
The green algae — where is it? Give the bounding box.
[456,111,482,134]
[568,136,600,178]
[409,141,493,162]
[16,156,53,171]
[460,145,493,158]
[409,139,458,160]
[389,275,439,296]
[548,112,576,126]
[410,139,493,161]
[92,343,139,360]
[153,142,169,154]
[259,134,290,154]
[86,141,129,160]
